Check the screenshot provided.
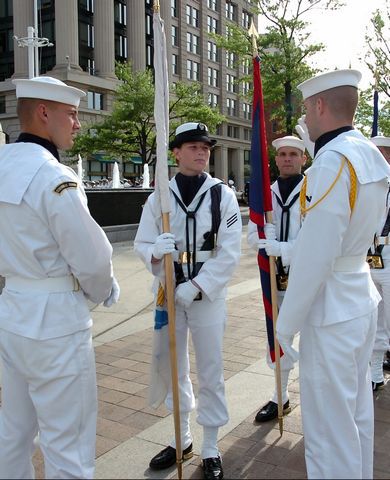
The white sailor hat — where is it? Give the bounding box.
[297,69,362,100]
[12,76,86,107]
[169,122,217,150]
[272,135,305,153]
[371,136,390,148]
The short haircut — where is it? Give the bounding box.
[312,86,358,122]
[17,98,59,126]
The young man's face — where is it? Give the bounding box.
[45,102,81,150]
[173,141,211,176]
[275,146,306,178]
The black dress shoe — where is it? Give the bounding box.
[387,350,390,360]
[372,381,385,392]
[384,359,390,371]
[202,456,223,480]
[149,443,193,470]
[254,400,291,423]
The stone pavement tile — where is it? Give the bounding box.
[271,465,307,479]
[98,400,136,422]
[121,410,162,431]
[96,363,123,375]
[111,368,144,381]
[97,374,146,394]
[98,386,131,404]
[96,435,121,457]
[118,393,148,410]
[229,458,277,479]
[109,357,139,369]
[97,417,139,442]
[278,438,307,473]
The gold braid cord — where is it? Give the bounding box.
[300,156,357,219]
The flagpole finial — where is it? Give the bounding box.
[153,0,160,13]
[248,20,259,57]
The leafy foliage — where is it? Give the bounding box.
[70,62,225,164]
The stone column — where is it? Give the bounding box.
[53,0,82,71]
[214,146,229,182]
[12,0,34,78]
[94,0,116,78]
[234,148,245,190]
[127,0,146,71]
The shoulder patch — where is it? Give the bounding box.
[53,181,78,194]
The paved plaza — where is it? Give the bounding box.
[1,223,389,479]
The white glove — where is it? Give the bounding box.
[152,233,176,260]
[175,280,200,309]
[264,222,276,240]
[277,333,299,363]
[103,277,120,307]
[257,239,282,257]
[295,115,315,159]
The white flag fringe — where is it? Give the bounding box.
[153,10,170,215]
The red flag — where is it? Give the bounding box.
[249,55,283,362]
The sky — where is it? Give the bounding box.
[259,0,388,90]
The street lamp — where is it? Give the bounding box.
[14,0,53,78]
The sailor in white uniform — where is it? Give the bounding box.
[247,135,307,422]
[134,123,242,480]
[0,76,119,479]
[368,135,390,389]
[276,70,390,479]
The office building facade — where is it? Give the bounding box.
[0,0,256,188]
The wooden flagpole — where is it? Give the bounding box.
[249,21,284,435]
[153,1,183,477]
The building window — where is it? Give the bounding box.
[0,0,13,16]
[242,81,250,96]
[226,51,236,68]
[87,91,103,110]
[87,58,95,75]
[227,126,240,138]
[244,129,252,141]
[208,67,219,87]
[186,32,199,54]
[146,14,152,35]
[208,93,219,107]
[79,22,94,48]
[225,1,237,22]
[172,54,178,75]
[207,0,218,11]
[242,10,252,29]
[115,34,127,58]
[226,73,237,93]
[243,103,252,120]
[242,59,250,75]
[146,44,152,67]
[207,41,219,62]
[172,25,178,46]
[226,98,237,116]
[186,59,199,81]
[171,0,177,17]
[114,1,126,25]
[207,16,218,33]
[0,95,5,114]
[186,5,199,28]
[80,0,94,13]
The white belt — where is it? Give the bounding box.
[172,250,215,263]
[377,236,390,245]
[333,255,367,272]
[5,275,80,293]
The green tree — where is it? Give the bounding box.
[356,88,390,137]
[363,4,390,98]
[214,0,343,134]
[70,62,224,165]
